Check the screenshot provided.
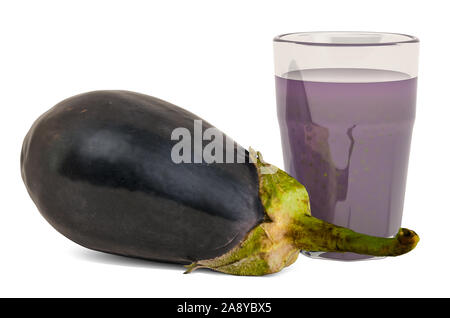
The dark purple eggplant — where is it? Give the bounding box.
[21,91,419,275]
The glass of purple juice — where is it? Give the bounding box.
[273,32,419,260]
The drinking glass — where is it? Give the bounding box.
[273,32,419,260]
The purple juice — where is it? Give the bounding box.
[276,68,417,260]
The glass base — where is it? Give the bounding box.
[301,250,386,261]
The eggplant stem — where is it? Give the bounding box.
[291,214,420,257]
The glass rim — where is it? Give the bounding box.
[273,31,419,47]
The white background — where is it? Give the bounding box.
[1,0,448,298]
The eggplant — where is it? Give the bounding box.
[21,91,419,276]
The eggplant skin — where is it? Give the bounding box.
[21,91,265,264]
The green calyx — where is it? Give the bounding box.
[185,149,419,276]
